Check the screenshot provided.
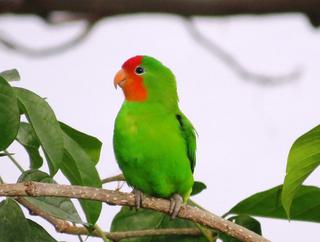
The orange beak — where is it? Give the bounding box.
[114,69,127,89]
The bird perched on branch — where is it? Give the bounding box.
[113,56,196,218]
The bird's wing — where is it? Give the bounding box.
[176,112,197,173]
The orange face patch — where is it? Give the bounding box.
[120,56,147,102]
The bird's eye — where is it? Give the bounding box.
[135,66,145,75]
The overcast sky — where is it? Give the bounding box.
[0,13,320,242]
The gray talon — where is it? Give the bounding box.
[132,189,143,209]
[169,193,183,219]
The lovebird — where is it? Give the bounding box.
[113,55,196,218]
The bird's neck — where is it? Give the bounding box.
[121,100,178,116]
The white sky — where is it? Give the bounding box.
[0,13,320,242]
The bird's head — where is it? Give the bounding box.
[114,55,178,106]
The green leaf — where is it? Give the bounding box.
[0,76,20,150]
[16,122,43,169]
[18,170,83,224]
[60,122,102,165]
[219,215,261,242]
[0,198,58,242]
[111,207,208,242]
[191,181,207,196]
[60,132,102,225]
[14,87,64,175]
[282,125,320,217]
[27,219,57,242]
[0,198,31,242]
[0,69,20,82]
[230,185,320,223]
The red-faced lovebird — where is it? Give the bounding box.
[113,56,196,218]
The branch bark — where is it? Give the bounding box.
[1,0,320,16]
[0,181,269,242]
[18,197,202,241]
[102,174,125,184]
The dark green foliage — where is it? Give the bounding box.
[16,122,43,169]
[0,199,57,242]
[60,122,102,165]
[111,207,209,242]
[191,181,207,196]
[0,199,32,242]
[14,87,64,176]
[60,131,102,225]
[230,185,320,223]
[0,75,20,151]
[27,219,57,242]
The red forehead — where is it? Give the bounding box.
[122,55,143,71]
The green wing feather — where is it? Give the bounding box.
[176,112,197,173]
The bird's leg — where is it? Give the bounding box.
[169,193,183,219]
[132,189,143,209]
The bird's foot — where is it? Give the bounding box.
[169,193,183,219]
[132,189,143,210]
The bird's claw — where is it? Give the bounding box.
[169,193,183,219]
[132,189,143,209]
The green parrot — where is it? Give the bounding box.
[113,55,196,217]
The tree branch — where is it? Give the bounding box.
[185,18,302,85]
[0,21,94,57]
[1,0,320,17]
[0,181,270,242]
[102,174,125,184]
[17,196,201,240]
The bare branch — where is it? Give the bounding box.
[0,0,320,17]
[0,182,270,242]
[0,21,94,57]
[17,196,202,240]
[102,174,125,184]
[185,18,302,85]
[17,197,71,232]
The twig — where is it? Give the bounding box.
[102,174,125,184]
[0,182,270,242]
[0,21,95,57]
[185,18,302,85]
[76,232,84,242]
[4,150,24,172]
[17,197,202,240]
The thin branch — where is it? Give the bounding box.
[18,197,71,232]
[102,174,125,184]
[76,231,84,242]
[0,182,270,242]
[17,197,202,240]
[185,18,302,85]
[4,150,24,172]
[1,0,320,17]
[0,21,95,57]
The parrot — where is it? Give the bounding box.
[113,55,196,218]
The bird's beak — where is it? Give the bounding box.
[114,69,127,89]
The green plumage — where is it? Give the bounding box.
[113,56,196,202]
